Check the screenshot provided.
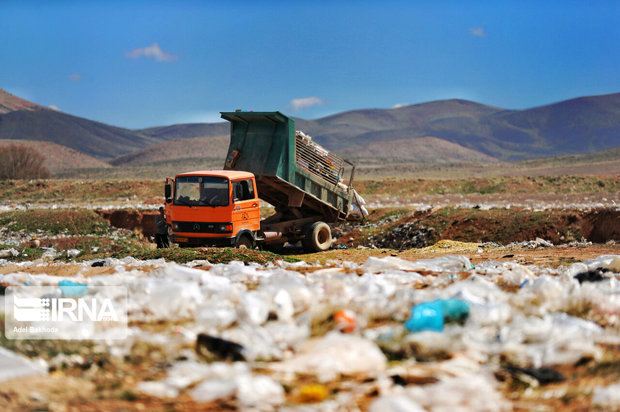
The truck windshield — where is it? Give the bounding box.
[174,176,229,207]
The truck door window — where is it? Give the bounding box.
[233,179,255,202]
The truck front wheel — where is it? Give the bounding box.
[235,234,254,249]
[302,222,332,252]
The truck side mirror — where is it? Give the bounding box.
[164,183,172,203]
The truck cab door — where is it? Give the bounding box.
[231,179,260,233]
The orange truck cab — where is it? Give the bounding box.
[164,170,260,248]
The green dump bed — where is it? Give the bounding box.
[221,111,355,222]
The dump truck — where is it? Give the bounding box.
[164,111,364,252]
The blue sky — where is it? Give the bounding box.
[2,0,620,129]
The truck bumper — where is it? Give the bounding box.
[172,235,236,247]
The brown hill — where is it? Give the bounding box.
[110,135,230,166]
[140,123,229,140]
[0,89,44,113]
[0,88,161,159]
[340,136,498,163]
[0,140,111,172]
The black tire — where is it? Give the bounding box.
[302,221,332,252]
[235,234,254,249]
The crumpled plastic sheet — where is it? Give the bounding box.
[1,253,619,409]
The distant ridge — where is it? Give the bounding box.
[294,94,620,161]
[1,87,620,167]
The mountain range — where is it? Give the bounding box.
[1,87,620,173]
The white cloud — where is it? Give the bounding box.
[469,27,487,37]
[48,105,61,112]
[125,43,178,62]
[289,96,325,111]
[392,103,409,109]
[68,74,82,82]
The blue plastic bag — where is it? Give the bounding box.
[405,298,469,333]
[58,280,88,297]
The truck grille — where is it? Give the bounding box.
[172,221,232,234]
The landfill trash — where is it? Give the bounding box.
[239,290,270,325]
[406,373,511,411]
[196,334,246,361]
[508,238,554,249]
[574,268,608,283]
[350,189,369,219]
[270,331,387,382]
[333,309,357,333]
[41,247,57,260]
[296,384,329,403]
[136,381,179,398]
[367,222,435,250]
[0,248,19,258]
[405,299,470,333]
[503,365,565,385]
[591,382,620,409]
[368,395,426,412]
[363,255,473,273]
[66,249,81,258]
[58,279,88,297]
[2,250,620,409]
[236,374,285,407]
[0,347,47,382]
[189,379,236,403]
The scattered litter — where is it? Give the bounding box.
[334,309,357,333]
[270,331,387,382]
[503,365,565,385]
[136,381,179,398]
[296,384,329,403]
[369,395,426,412]
[0,347,47,382]
[0,248,19,258]
[66,249,81,258]
[196,334,246,361]
[591,382,620,409]
[574,268,608,283]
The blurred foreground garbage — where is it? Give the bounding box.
[0,347,47,382]
[1,253,619,410]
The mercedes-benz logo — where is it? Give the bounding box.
[193,223,200,231]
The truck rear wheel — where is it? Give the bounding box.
[302,222,332,252]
